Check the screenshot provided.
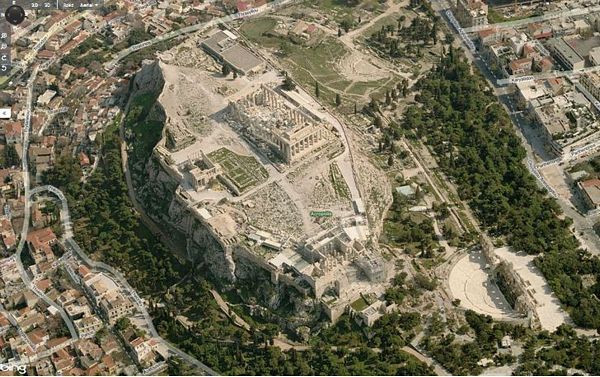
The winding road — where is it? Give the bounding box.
[27,184,217,375]
[13,66,79,341]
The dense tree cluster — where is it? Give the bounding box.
[423,310,525,374]
[395,48,600,329]
[383,190,441,256]
[2,144,20,168]
[43,121,184,296]
[155,307,432,375]
[515,325,600,375]
[367,16,437,60]
[62,37,109,68]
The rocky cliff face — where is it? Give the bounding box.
[130,60,235,282]
[131,60,166,97]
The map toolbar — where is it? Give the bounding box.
[0,22,9,75]
[0,0,104,10]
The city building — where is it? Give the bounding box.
[37,90,57,107]
[26,227,58,265]
[547,37,585,70]
[74,316,103,339]
[1,121,22,144]
[129,337,159,366]
[454,0,488,28]
[547,35,600,70]
[581,72,600,102]
[579,178,600,210]
[100,292,135,325]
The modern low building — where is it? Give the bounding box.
[589,46,600,66]
[547,37,585,70]
[531,102,571,155]
[200,30,265,75]
[547,35,600,70]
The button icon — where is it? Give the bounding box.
[5,5,26,26]
[0,108,11,119]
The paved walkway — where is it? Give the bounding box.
[448,249,517,320]
[495,247,570,332]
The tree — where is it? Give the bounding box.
[4,144,19,167]
[340,18,352,33]
[168,357,194,376]
[315,81,320,98]
[335,93,342,106]
[402,52,600,329]
[401,78,409,97]
[232,70,238,79]
[369,97,379,112]
[127,27,152,45]
[94,327,109,343]
[282,75,296,91]
[42,154,82,198]
[115,317,131,332]
[280,41,292,57]
[222,63,231,77]
[387,155,394,166]
[338,28,342,37]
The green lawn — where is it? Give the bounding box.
[487,8,536,24]
[240,16,396,109]
[350,296,369,311]
[361,13,402,40]
[208,148,268,192]
[329,162,351,200]
[307,0,383,22]
[239,17,280,48]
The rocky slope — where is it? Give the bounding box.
[126,60,320,331]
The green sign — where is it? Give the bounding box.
[310,210,333,218]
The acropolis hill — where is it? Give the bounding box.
[127,41,396,327]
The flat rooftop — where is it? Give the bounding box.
[221,44,264,74]
[201,30,264,74]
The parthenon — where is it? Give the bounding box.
[228,85,327,163]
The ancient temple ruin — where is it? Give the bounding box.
[228,85,326,163]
